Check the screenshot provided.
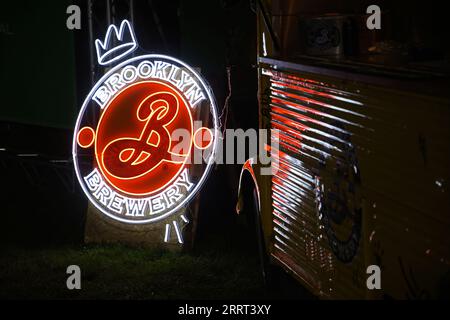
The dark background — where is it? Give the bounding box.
[0,0,258,247]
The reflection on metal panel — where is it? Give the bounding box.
[267,69,369,298]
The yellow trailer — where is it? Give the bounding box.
[237,1,450,299]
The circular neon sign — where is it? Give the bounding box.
[73,21,218,225]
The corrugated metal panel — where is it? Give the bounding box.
[262,65,450,299]
[266,69,368,298]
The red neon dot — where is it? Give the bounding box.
[194,127,213,150]
[77,126,96,148]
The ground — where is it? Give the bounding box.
[0,234,313,300]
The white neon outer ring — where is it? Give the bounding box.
[72,54,219,224]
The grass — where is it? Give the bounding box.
[0,241,269,300]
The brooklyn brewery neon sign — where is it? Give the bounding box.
[73,21,218,237]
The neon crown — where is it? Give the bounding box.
[95,20,138,66]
